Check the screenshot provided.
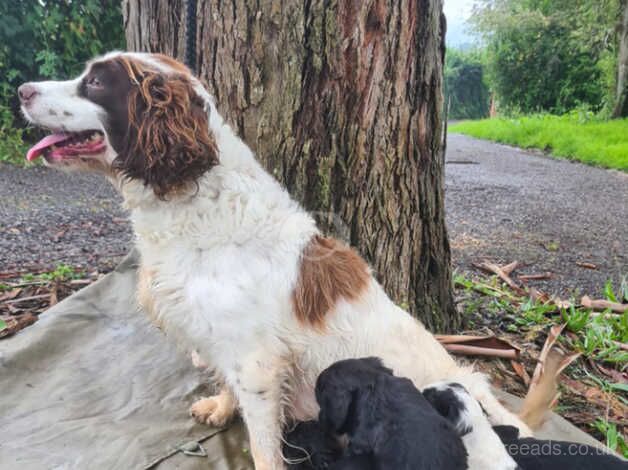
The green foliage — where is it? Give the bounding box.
[455,274,628,364]
[470,0,621,115]
[450,114,628,170]
[594,419,628,457]
[445,48,490,119]
[0,0,125,164]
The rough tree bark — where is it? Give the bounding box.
[612,0,628,118]
[123,0,459,331]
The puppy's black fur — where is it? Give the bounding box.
[315,357,468,470]
[493,425,628,470]
[283,421,374,470]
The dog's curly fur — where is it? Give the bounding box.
[20,52,550,470]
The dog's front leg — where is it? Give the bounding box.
[189,386,238,427]
[235,357,286,470]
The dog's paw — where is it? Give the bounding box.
[189,395,235,427]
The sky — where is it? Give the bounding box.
[443,0,477,47]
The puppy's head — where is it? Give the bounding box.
[19,52,219,198]
[422,382,475,436]
[283,420,342,469]
[315,357,393,434]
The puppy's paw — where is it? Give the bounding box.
[189,395,236,427]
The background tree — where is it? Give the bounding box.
[123,0,459,331]
[471,0,624,116]
[612,0,628,117]
[445,49,490,119]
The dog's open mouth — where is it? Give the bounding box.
[26,130,106,162]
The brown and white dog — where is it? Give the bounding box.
[19,52,546,469]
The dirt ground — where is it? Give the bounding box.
[1,135,626,296]
[445,134,627,297]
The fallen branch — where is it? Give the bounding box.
[0,313,38,338]
[612,340,628,352]
[473,261,526,295]
[442,344,518,360]
[519,273,553,281]
[581,296,628,314]
[575,261,598,270]
[436,334,520,360]
[3,294,50,305]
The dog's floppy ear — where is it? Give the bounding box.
[114,59,219,198]
[318,387,354,434]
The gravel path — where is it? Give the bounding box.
[1,136,626,296]
[446,134,627,296]
[0,165,131,273]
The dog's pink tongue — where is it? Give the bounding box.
[26,133,70,161]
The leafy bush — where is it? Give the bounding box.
[445,49,490,120]
[0,0,125,164]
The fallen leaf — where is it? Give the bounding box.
[511,360,531,386]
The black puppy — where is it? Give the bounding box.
[315,357,468,470]
[283,420,374,469]
[493,425,628,470]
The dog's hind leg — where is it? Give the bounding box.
[452,371,533,437]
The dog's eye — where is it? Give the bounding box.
[87,76,103,89]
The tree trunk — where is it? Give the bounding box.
[123,0,459,331]
[613,0,628,118]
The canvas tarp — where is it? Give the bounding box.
[0,252,604,469]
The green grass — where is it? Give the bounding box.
[450,114,628,171]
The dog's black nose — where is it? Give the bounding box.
[18,83,39,104]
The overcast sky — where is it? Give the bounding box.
[443,0,476,46]
[443,0,475,20]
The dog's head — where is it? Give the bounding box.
[19,52,218,198]
[315,357,393,434]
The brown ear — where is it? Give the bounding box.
[114,68,219,198]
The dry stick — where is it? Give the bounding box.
[435,334,490,344]
[442,344,518,360]
[575,261,598,270]
[612,341,628,352]
[473,261,526,295]
[3,294,50,305]
[519,273,553,281]
[581,296,628,314]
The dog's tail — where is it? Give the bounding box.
[518,349,565,430]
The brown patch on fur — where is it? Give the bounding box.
[292,236,370,329]
[113,56,219,198]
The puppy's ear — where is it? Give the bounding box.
[423,386,471,435]
[114,68,219,198]
[318,388,354,434]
